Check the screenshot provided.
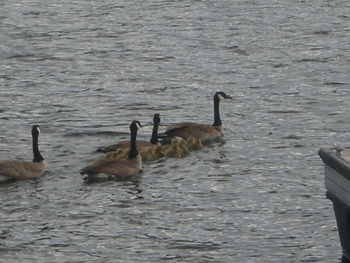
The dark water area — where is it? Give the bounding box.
[1,0,350,262]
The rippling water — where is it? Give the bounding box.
[1,0,350,262]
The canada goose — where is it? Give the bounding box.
[97,113,161,153]
[163,91,232,142]
[0,125,47,182]
[80,120,142,180]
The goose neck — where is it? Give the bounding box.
[128,128,139,159]
[32,133,44,162]
[150,122,159,144]
[212,95,222,127]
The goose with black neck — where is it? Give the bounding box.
[80,120,143,181]
[0,125,47,182]
[161,91,232,143]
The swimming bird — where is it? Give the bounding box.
[105,143,163,162]
[162,91,232,142]
[184,136,204,151]
[106,137,200,160]
[80,120,142,180]
[0,125,47,182]
[97,113,161,153]
[159,137,190,158]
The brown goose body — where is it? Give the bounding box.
[164,92,231,142]
[0,160,46,181]
[0,125,46,182]
[165,122,223,142]
[81,120,142,180]
[79,155,141,180]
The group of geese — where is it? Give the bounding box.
[0,92,232,182]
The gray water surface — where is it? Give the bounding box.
[1,0,350,262]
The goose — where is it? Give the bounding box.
[163,91,232,142]
[80,120,142,180]
[97,113,161,153]
[0,125,47,182]
[104,148,130,160]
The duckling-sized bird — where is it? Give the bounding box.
[0,125,47,182]
[107,137,198,160]
[80,120,142,180]
[162,92,232,142]
[97,113,161,153]
[184,137,204,151]
[105,141,163,162]
[104,148,129,160]
[159,137,191,158]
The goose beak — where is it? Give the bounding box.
[225,95,233,100]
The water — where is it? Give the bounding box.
[0,0,349,262]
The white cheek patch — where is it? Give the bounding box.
[37,127,41,133]
[136,123,141,129]
[218,94,224,100]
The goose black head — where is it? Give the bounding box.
[215,91,232,101]
[130,120,142,132]
[153,113,161,124]
[32,125,40,136]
